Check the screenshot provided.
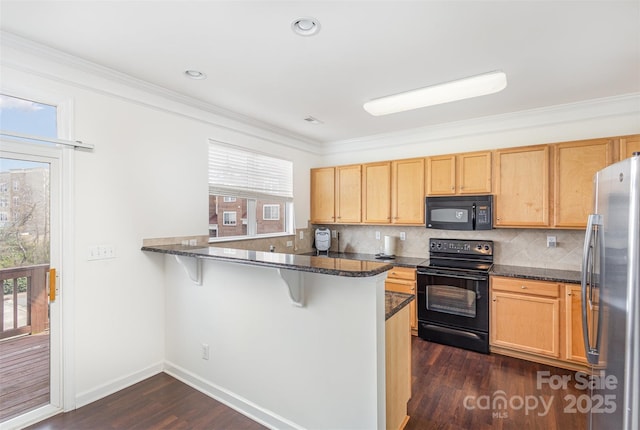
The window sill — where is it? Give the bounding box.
[208,232,294,244]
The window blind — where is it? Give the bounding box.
[208,141,293,201]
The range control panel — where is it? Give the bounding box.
[429,238,493,256]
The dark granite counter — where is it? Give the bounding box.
[298,251,426,268]
[142,244,393,277]
[491,264,581,284]
[385,291,414,321]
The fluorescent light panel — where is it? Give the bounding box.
[363,71,507,116]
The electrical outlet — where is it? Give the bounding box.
[332,230,337,238]
[400,232,406,241]
[375,231,380,240]
[547,236,557,248]
[286,240,293,247]
[299,230,304,240]
[201,343,210,360]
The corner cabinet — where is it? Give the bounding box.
[619,134,640,160]
[553,138,613,228]
[493,145,550,227]
[426,151,491,195]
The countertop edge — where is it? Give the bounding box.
[385,291,415,321]
[490,264,581,284]
[142,245,393,278]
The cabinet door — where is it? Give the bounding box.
[458,151,492,194]
[554,139,613,228]
[426,155,455,195]
[362,162,391,224]
[385,279,417,332]
[392,158,425,224]
[565,284,599,364]
[335,164,362,223]
[494,145,550,227]
[310,167,335,223]
[490,291,560,358]
[619,134,640,160]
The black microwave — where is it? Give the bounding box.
[425,195,493,230]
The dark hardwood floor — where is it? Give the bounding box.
[26,337,587,429]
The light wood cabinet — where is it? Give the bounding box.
[619,134,640,160]
[565,283,599,364]
[493,145,550,227]
[310,167,335,223]
[310,165,361,224]
[553,138,613,228]
[385,267,417,334]
[335,164,362,223]
[362,162,391,223]
[426,151,491,195]
[392,158,425,224]
[490,276,560,358]
[385,304,411,430]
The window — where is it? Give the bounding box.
[263,204,280,220]
[223,211,237,225]
[0,183,6,193]
[208,141,293,240]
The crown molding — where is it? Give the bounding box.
[0,31,323,155]
[323,92,640,155]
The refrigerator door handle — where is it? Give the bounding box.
[582,213,602,365]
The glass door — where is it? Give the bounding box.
[0,94,63,424]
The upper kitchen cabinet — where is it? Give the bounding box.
[362,162,392,224]
[310,167,336,223]
[335,164,362,223]
[553,138,613,228]
[426,151,491,195]
[619,134,640,160]
[392,158,425,224]
[311,165,362,224]
[494,145,550,227]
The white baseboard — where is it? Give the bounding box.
[74,361,164,408]
[163,361,303,430]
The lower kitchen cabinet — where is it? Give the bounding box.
[490,276,592,372]
[385,267,417,334]
[385,304,411,430]
[490,276,561,358]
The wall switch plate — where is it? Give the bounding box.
[375,231,380,240]
[201,343,210,360]
[400,232,406,241]
[547,236,557,248]
[88,244,115,261]
[299,231,304,240]
[332,230,337,238]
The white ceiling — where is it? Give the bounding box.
[1,1,639,145]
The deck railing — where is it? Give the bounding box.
[0,264,49,340]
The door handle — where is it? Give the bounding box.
[581,214,602,365]
[48,268,57,302]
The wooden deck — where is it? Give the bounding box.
[0,333,50,422]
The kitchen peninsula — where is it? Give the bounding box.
[142,243,413,430]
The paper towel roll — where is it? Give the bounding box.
[383,235,396,256]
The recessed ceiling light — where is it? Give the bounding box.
[292,17,320,36]
[184,70,207,80]
[363,71,508,116]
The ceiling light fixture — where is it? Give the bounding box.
[184,70,207,80]
[292,17,320,36]
[363,71,507,116]
[304,116,323,124]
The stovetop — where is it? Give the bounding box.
[417,238,494,273]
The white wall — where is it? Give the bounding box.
[163,256,386,430]
[1,38,319,408]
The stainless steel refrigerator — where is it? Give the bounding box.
[582,153,639,430]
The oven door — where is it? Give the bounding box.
[417,269,488,332]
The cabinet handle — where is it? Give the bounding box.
[521,285,527,289]
[492,298,497,302]
[451,186,455,191]
[460,186,464,190]
[567,292,572,296]
[411,287,415,292]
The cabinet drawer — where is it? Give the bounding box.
[387,267,416,281]
[491,276,560,298]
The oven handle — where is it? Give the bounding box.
[416,269,488,282]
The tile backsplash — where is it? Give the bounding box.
[311,225,585,271]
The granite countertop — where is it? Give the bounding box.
[385,291,415,320]
[491,264,581,284]
[298,251,426,268]
[142,244,393,277]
